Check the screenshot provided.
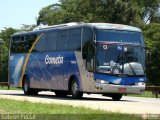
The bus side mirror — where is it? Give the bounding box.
[146,50,151,64]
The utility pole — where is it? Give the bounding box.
[0,38,4,82]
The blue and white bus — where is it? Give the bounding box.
[9,23,146,100]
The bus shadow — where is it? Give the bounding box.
[4,92,137,102]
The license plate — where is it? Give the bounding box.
[118,88,126,92]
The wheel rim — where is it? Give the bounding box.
[72,81,78,95]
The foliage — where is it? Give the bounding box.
[150,11,160,23]
[37,0,160,26]
[20,24,37,31]
[143,23,160,85]
[37,4,62,25]
[0,28,19,82]
[37,0,145,27]
[0,28,19,48]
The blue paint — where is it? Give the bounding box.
[117,46,123,51]
[9,51,81,90]
[94,73,146,85]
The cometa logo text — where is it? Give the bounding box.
[45,55,64,64]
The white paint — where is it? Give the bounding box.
[45,55,63,65]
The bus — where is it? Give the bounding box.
[9,22,146,100]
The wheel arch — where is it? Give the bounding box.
[22,74,30,87]
[68,74,81,92]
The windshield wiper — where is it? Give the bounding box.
[128,63,136,75]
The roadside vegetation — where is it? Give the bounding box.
[0,86,21,90]
[127,91,159,98]
[0,98,142,120]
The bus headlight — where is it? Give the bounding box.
[135,82,146,86]
[96,79,109,84]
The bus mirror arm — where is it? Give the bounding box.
[146,49,151,65]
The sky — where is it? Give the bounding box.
[0,0,59,31]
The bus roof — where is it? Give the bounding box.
[88,23,142,32]
[12,22,142,37]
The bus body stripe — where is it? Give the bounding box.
[19,33,44,87]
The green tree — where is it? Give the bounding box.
[0,28,19,48]
[150,11,160,23]
[37,4,63,25]
[37,0,144,26]
[143,23,160,85]
[20,24,37,31]
[37,0,160,26]
[0,28,19,82]
[141,0,160,23]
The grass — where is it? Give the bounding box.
[128,91,159,98]
[0,99,143,120]
[0,86,21,90]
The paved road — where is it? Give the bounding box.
[0,90,160,114]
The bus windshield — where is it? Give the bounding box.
[96,44,145,75]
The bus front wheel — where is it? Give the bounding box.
[70,79,83,99]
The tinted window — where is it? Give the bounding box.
[33,33,46,52]
[27,34,37,50]
[57,30,69,50]
[11,34,37,53]
[82,27,93,59]
[96,30,144,44]
[69,28,81,51]
[46,31,57,51]
[86,42,94,72]
[82,27,93,47]
[18,36,28,53]
[11,36,20,53]
[11,36,28,53]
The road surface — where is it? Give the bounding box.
[0,90,159,114]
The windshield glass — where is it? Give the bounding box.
[96,44,145,75]
[96,30,144,44]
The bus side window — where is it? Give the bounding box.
[27,34,37,52]
[11,36,21,53]
[33,33,46,52]
[45,31,57,51]
[69,28,81,51]
[57,30,69,51]
[19,36,26,53]
[11,37,17,53]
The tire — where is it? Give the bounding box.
[23,77,38,95]
[55,91,67,97]
[111,94,123,101]
[70,79,83,99]
[31,89,39,95]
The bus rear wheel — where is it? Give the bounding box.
[23,77,38,95]
[111,94,123,101]
[55,91,67,97]
[70,79,83,99]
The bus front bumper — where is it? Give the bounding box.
[95,83,145,94]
